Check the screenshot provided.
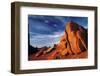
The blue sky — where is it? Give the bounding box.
[28,15,88,48]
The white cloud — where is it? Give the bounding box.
[30,31,64,48]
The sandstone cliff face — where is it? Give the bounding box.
[29,21,88,60]
[56,21,87,56]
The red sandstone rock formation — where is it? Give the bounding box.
[56,21,87,56]
[29,21,88,60]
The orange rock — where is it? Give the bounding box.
[65,21,87,54]
[56,21,87,55]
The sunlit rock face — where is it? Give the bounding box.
[57,21,87,56]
